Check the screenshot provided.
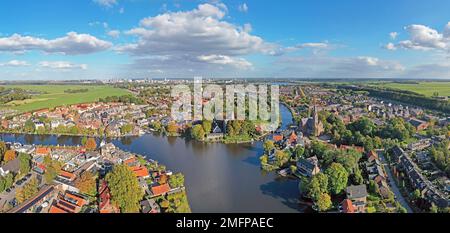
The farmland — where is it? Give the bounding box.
[371,82,450,97]
[0,85,130,113]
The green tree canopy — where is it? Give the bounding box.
[106,164,144,213]
[325,163,349,195]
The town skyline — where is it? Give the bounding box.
[0,0,449,80]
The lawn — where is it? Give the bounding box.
[372,82,450,97]
[0,85,130,113]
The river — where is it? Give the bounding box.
[0,104,305,213]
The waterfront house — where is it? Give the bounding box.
[345,185,368,213]
[339,199,355,213]
[151,183,171,197]
[296,156,321,177]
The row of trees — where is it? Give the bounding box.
[99,95,145,105]
[341,85,450,114]
[301,163,349,211]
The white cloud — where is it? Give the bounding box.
[116,3,280,71]
[197,54,252,69]
[296,42,329,49]
[0,32,112,55]
[387,23,450,52]
[39,61,88,70]
[389,32,398,40]
[238,3,248,13]
[93,0,117,8]
[107,30,120,38]
[384,42,397,50]
[0,60,30,67]
[274,55,405,78]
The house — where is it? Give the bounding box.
[35,147,51,157]
[345,185,368,213]
[366,151,378,163]
[98,180,119,213]
[408,118,429,131]
[49,191,89,213]
[339,199,355,213]
[0,157,20,176]
[296,156,321,177]
[141,199,161,213]
[151,183,171,197]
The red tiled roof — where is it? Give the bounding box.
[273,135,283,142]
[151,183,170,196]
[133,167,150,178]
[49,205,69,214]
[59,170,76,181]
[36,147,51,155]
[341,199,355,213]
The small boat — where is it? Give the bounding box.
[278,168,290,177]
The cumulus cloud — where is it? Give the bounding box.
[274,55,405,78]
[386,23,450,52]
[39,61,88,70]
[117,3,277,56]
[384,42,397,50]
[197,54,252,69]
[115,3,280,72]
[107,30,120,38]
[0,60,30,67]
[238,3,248,13]
[389,32,398,40]
[93,0,117,8]
[0,32,112,55]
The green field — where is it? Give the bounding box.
[372,82,450,97]
[0,85,130,113]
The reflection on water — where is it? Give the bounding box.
[0,105,303,213]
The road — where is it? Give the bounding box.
[378,151,413,213]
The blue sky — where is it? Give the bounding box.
[0,0,449,80]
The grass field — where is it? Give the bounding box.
[372,82,450,97]
[0,85,130,113]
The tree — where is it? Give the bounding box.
[202,120,212,134]
[191,124,205,141]
[294,146,305,160]
[18,153,32,174]
[85,138,97,150]
[75,171,97,195]
[430,203,439,213]
[167,121,179,135]
[81,136,88,146]
[325,163,349,195]
[16,178,39,204]
[169,173,185,188]
[24,120,35,133]
[307,173,329,202]
[4,150,16,162]
[0,141,6,162]
[412,189,422,200]
[316,193,332,212]
[263,140,275,153]
[120,124,134,135]
[43,156,61,184]
[106,164,144,213]
[274,150,289,167]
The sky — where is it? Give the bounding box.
[0,0,449,80]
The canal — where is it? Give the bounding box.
[0,104,304,213]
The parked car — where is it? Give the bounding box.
[5,188,11,193]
